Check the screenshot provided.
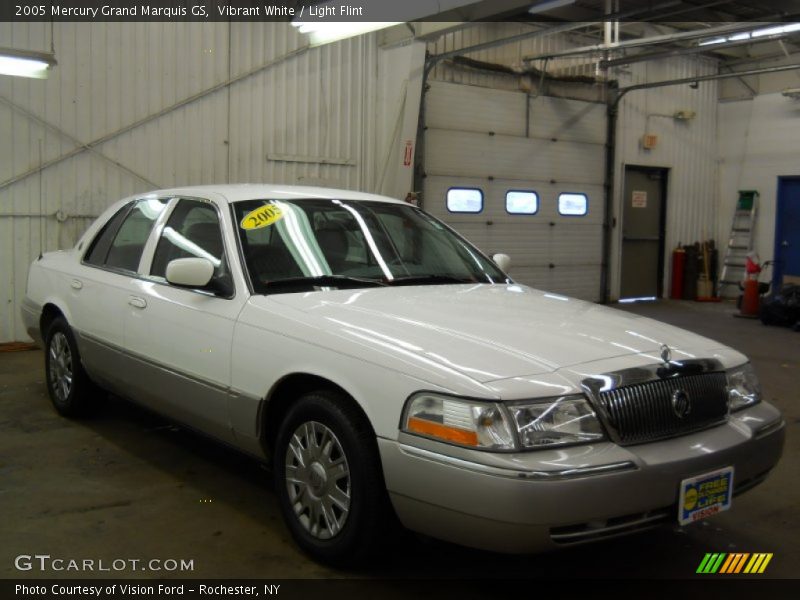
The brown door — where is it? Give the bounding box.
[620,166,667,299]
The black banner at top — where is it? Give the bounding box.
[4,0,800,23]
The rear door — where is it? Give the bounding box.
[72,198,170,387]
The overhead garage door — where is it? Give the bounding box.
[422,81,605,301]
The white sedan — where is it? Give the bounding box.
[22,184,784,565]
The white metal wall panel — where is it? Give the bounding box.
[0,22,413,341]
[423,81,605,301]
[611,56,720,299]
[718,93,800,279]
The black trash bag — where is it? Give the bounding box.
[760,284,800,330]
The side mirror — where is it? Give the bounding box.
[166,258,214,288]
[492,253,511,273]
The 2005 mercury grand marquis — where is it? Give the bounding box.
[22,185,785,565]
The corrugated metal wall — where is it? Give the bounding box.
[0,22,410,342]
[718,93,800,278]
[611,56,720,299]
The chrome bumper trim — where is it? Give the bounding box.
[397,443,637,481]
[754,418,785,439]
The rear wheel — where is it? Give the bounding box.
[44,317,99,417]
[274,390,393,566]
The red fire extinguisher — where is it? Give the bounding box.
[671,245,686,300]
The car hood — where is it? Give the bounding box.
[259,284,730,384]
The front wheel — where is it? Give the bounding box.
[44,317,99,417]
[274,391,393,566]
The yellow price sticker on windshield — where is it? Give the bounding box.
[241,204,284,230]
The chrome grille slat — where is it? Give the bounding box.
[595,372,729,445]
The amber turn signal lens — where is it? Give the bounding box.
[406,416,479,446]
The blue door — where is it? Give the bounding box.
[774,177,800,290]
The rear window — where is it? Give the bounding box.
[85,198,168,272]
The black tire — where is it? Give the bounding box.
[274,390,394,567]
[44,316,99,417]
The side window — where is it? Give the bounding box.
[558,192,588,216]
[102,199,168,272]
[150,199,230,292]
[506,190,539,215]
[84,203,134,266]
[446,188,483,213]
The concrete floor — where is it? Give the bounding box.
[1,300,797,579]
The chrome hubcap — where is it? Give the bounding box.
[285,421,351,540]
[48,332,73,403]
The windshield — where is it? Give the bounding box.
[232,198,508,294]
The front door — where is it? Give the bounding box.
[123,197,244,444]
[774,177,800,289]
[620,166,667,300]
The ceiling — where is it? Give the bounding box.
[390,1,799,70]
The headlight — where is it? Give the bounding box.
[510,395,606,448]
[402,392,606,451]
[402,393,515,450]
[726,363,761,411]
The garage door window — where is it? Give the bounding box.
[446,188,483,213]
[558,193,588,216]
[506,191,539,215]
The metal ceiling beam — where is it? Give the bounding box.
[614,61,800,103]
[522,22,758,62]
[639,0,736,21]
[427,0,681,65]
[600,31,800,68]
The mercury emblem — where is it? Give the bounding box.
[671,389,692,419]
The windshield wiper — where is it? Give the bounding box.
[260,275,388,293]
[386,274,476,286]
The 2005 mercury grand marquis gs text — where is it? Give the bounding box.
[22,185,785,565]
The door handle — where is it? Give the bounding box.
[128,296,147,309]
[70,279,83,290]
[782,240,790,247]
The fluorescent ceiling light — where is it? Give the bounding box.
[698,23,800,46]
[0,47,56,79]
[291,21,400,46]
[529,0,576,14]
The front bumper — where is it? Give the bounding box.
[379,401,785,553]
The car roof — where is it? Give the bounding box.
[142,184,405,205]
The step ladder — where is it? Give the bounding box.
[718,190,758,295]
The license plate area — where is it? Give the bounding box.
[678,466,734,525]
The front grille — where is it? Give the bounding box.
[596,372,729,445]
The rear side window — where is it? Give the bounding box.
[103,199,168,272]
[84,204,133,266]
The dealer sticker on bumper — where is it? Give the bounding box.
[678,466,734,526]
